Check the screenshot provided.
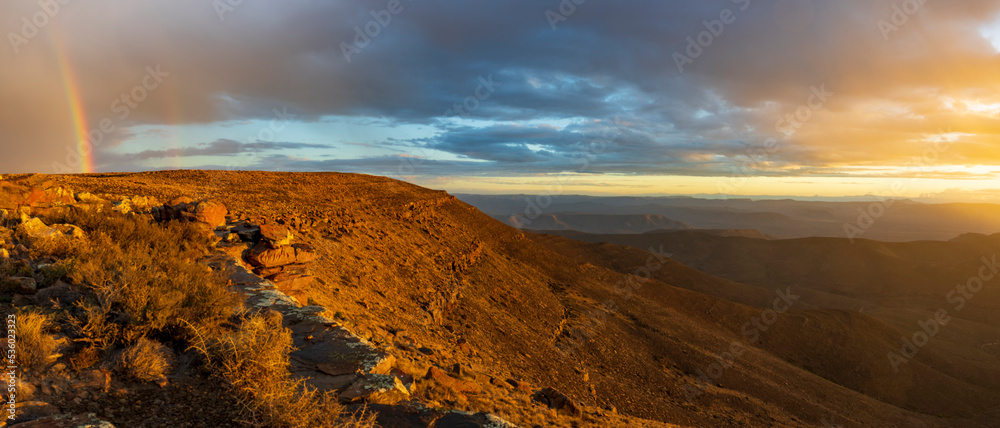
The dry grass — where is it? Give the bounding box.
[116,337,173,382]
[70,345,102,371]
[189,311,375,428]
[15,310,60,370]
[38,209,242,349]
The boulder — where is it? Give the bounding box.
[293,244,317,263]
[505,378,533,394]
[339,374,410,405]
[52,224,85,239]
[6,277,37,294]
[112,196,158,215]
[168,196,194,206]
[1,185,76,208]
[16,218,84,246]
[17,217,51,237]
[426,367,482,395]
[9,401,60,423]
[74,192,105,203]
[246,242,297,268]
[390,368,417,394]
[111,200,132,215]
[532,387,582,416]
[193,200,227,228]
[259,224,293,246]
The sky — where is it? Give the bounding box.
[2,0,1000,201]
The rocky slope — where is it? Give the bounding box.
[0,171,995,427]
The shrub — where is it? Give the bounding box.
[38,260,75,287]
[70,345,102,372]
[54,209,239,347]
[117,337,173,382]
[0,260,33,279]
[189,311,375,428]
[15,310,59,370]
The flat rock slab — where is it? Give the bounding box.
[339,374,410,405]
[207,248,396,389]
[8,413,115,428]
[292,333,396,377]
[348,404,518,428]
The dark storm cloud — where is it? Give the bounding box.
[103,139,332,162]
[2,0,999,175]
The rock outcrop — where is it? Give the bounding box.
[16,218,85,247]
[151,198,228,229]
[8,413,116,427]
[532,387,582,417]
[224,222,317,305]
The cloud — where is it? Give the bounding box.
[103,139,332,162]
[1,0,999,184]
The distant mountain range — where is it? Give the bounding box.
[459,194,1000,241]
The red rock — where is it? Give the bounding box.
[259,224,293,246]
[426,367,482,395]
[339,374,410,405]
[194,200,227,228]
[169,196,194,206]
[533,387,582,416]
[284,289,310,306]
[246,242,297,267]
[294,244,317,263]
[273,274,314,291]
[255,263,309,278]
[390,368,417,394]
[506,378,533,394]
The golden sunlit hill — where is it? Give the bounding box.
[0,171,995,427]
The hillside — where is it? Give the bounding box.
[530,229,1000,423]
[0,171,995,427]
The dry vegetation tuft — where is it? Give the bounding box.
[189,311,375,428]
[15,310,60,370]
[116,337,174,382]
[32,209,243,349]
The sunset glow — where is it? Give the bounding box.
[1,1,999,200]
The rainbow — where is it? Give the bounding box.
[52,34,95,174]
